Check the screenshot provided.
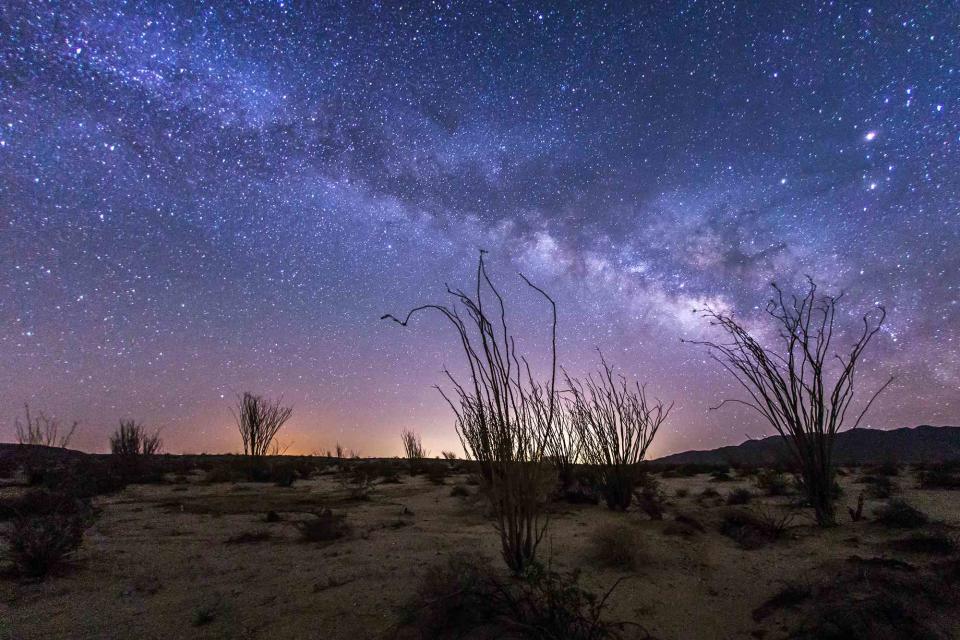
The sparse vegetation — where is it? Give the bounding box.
[566,355,671,511]
[686,279,892,527]
[384,253,559,574]
[401,429,427,461]
[2,510,90,577]
[873,499,929,529]
[14,405,77,448]
[232,392,293,457]
[720,507,794,549]
[295,509,350,542]
[399,554,628,639]
[109,420,163,456]
[754,468,790,496]
[590,522,642,570]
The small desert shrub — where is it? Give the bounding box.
[590,523,641,570]
[754,469,790,496]
[889,532,957,555]
[0,489,87,521]
[633,491,666,520]
[449,485,471,497]
[399,554,627,639]
[696,487,722,507]
[726,488,753,505]
[918,465,960,490]
[752,582,812,621]
[296,509,350,543]
[340,470,374,500]
[3,512,88,577]
[873,499,929,529]
[109,420,162,456]
[720,507,793,550]
[425,463,448,485]
[709,470,733,482]
[858,474,896,499]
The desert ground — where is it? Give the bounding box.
[3,454,960,640]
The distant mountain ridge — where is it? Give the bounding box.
[654,425,960,466]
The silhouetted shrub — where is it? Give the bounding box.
[726,488,753,505]
[590,523,641,570]
[873,500,929,529]
[401,429,428,463]
[296,509,350,542]
[14,405,78,448]
[567,356,671,512]
[109,420,162,455]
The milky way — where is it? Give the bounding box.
[1,2,958,456]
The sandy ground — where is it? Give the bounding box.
[2,469,959,639]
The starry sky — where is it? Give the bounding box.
[2,1,958,457]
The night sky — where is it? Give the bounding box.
[2,2,958,457]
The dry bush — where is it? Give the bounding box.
[566,355,671,511]
[859,474,896,499]
[398,554,630,639]
[873,499,929,529]
[720,507,794,549]
[450,484,471,497]
[401,429,428,460]
[686,279,891,527]
[14,404,77,448]
[755,469,791,496]
[231,392,293,457]
[295,508,350,542]
[759,556,960,639]
[384,253,559,574]
[340,469,374,500]
[3,512,88,577]
[590,523,642,570]
[109,420,162,455]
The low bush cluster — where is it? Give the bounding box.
[398,554,630,639]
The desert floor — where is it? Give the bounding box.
[2,468,959,639]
